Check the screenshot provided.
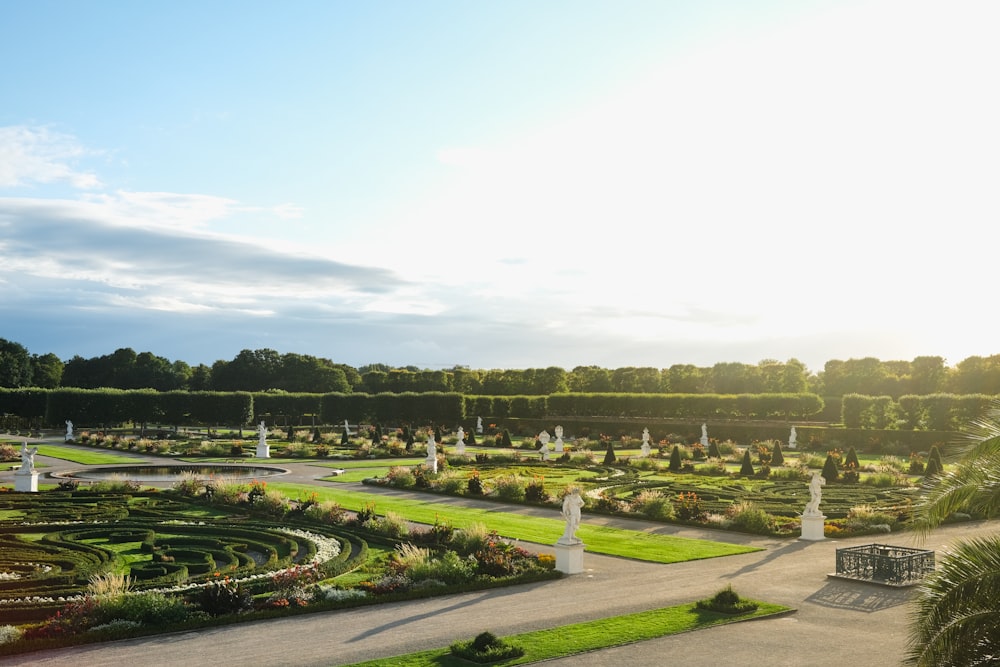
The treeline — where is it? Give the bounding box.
[0,388,824,429]
[4,337,1000,398]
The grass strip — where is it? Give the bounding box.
[344,600,792,666]
[35,445,143,465]
[269,483,759,564]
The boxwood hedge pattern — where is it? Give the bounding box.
[0,491,362,623]
[583,467,918,519]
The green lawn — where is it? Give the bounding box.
[345,600,792,666]
[35,445,142,465]
[269,483,759,564]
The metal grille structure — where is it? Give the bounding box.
[834,543,935,587]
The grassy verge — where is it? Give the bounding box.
[345,600,792,666]
[269,483,759,564]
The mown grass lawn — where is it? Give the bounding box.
[35,445,143,465]
[269,483,759,564]
[345,600,792,666]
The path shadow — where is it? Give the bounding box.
[347,580,558,643]
[806,579,914,613]
[721,538,812,579]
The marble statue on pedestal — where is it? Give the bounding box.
[804,472,825,516]
[559,488,584,544]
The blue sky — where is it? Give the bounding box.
[2,0,998,373]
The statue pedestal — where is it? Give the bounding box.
[425,457,438,474]
[554,540,585,574]
[800,514,826,541]
[14,471,38,492]
[256,443,270,458]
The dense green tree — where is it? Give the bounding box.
[908,356,947,394]
[711,362,753,394]
[569,366,612,392]
[0,339,32,387]
[188,364,212,391]
[610,367,661,393]
[739,449,755,477]
[211,349,282,391]
[30,353,63,388]
[666,364,709,393]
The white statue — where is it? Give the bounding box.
[343,419,351,435]
[804,472,825,516]
[258,421,267,445]
[425,434,438,473]
[641,427,651,457]
[476,416,483,434]
[538,431,551,461]
[788,426,798,449]
[554,425,565,453]
[19,442,38,473]
[700,423,709,447]
[64,420,74,441]
[559,488,584,544]
[455,427,466,455]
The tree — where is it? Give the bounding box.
[821,454,839,482]
[909,404,1000,665]
[771,441,785,466]
[669,445,682,472]
[739,449,755,477]
[30,353,63,388]
[0,339,33,387]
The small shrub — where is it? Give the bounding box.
[0,624,22,645]
[303,499,346,525]
[631,489,674,521]
[726,501,775,535]
[98,591,190,625]
[525,476,548,503]
[491,474,526,502]
[435,470,466,495]
[467,470,484,495]
[198,574,253,616]
[385,466,415,488]
[696,585,758,615]
[450,631,525,663]
[675,492,705,522]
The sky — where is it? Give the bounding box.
[2,0,998,375]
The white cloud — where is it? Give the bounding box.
[0,125,101,189]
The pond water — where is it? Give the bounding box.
[59,464,288,482]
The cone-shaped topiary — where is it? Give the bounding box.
[501,429,513,448]
[771,441,785,466]
[603,440,616,464]
[822,453,840,482]
[708,440,722,459]
[669,445,682,472]
[466,428,476,445]
[844,446,860,469]
[740,449,755,477]
[924,445,944,477]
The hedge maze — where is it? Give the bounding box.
[0,492,363,624]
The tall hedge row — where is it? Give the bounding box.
[2,387,992,433]
[545,393,823,420]
[842,393,997,431]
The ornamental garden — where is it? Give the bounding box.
[0,414,958,658]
